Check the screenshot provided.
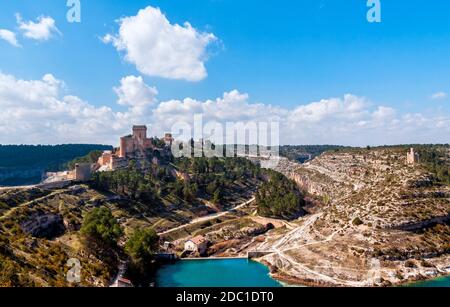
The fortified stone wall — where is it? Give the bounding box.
[74,163,92,181]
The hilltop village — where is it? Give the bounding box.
[45,126,175,184]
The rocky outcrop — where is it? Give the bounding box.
[242,224,274,236]
[394,214,450,232]
[20,213,65,239]
[246,147,450,287]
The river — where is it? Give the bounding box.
[154,258,448,287]
[407,275,450,287]
[154,258,282,287]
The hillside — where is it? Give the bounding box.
[0,144,112,186]
[245,145,450,286]
[279,145,346,163]
[0,156,277,286]
[1,145,448,287]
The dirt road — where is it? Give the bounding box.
[158,197,255,236]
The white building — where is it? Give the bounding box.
[184,235,208,254]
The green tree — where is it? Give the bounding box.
[212,189,222,205]
[125,228,159,262]
[80,207,122,250]
[124,228,160,286]
[256,171,305,220]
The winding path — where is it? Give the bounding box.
[158,197,256,237]
[0,185,37,191]
[266,214,373,287]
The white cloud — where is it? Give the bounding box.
[0,72,146,144]
[114,75,158,116]
[152,92,450,146]
[152,90,285,131]
[372,106,396,122]
[16,14,60,41]
[430,91,447,100]
[0,72,448,146]
[287,94,368,123]
[103,6,217,82]
[0,29,20,47]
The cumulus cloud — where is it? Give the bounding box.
[0,29,20,47]
[16,14,60,41]
[0,72,145,144]
[430,91,447,100]
[153,90,285,130]
[114,75,158,116]
[0,72,449,146]
[287,94,368,124]
[152,92,449,146]
[103,6,217,82]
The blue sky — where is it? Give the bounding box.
[0,0,449,145]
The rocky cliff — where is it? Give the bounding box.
[249,146,450,286]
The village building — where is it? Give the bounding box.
[184,235,208,254]
[112,277,133,288]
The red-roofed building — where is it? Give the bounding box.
[115,277,133,288]
[185,235,208,254]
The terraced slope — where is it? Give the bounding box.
[250,147,449,286]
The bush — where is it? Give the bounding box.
[352,217,364,226]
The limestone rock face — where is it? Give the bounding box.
[20,213,65,239]
[249,147,450,287]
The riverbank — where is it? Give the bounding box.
[258,259,335,287]
[258,259,450,288]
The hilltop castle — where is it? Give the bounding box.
[97,126,174,171]
[44,126,174,183]
[119,125,153,158]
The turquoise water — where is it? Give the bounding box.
[155,258,449,287]
[407,276,450,287]
[155,258,282,287]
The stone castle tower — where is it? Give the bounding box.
[119,125,153,158]
[406,148,420,165]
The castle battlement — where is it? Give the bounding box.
[119,125,153,158]
[97,126,172,171]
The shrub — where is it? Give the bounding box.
[352,217,364,226]
[405,260,417,268]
